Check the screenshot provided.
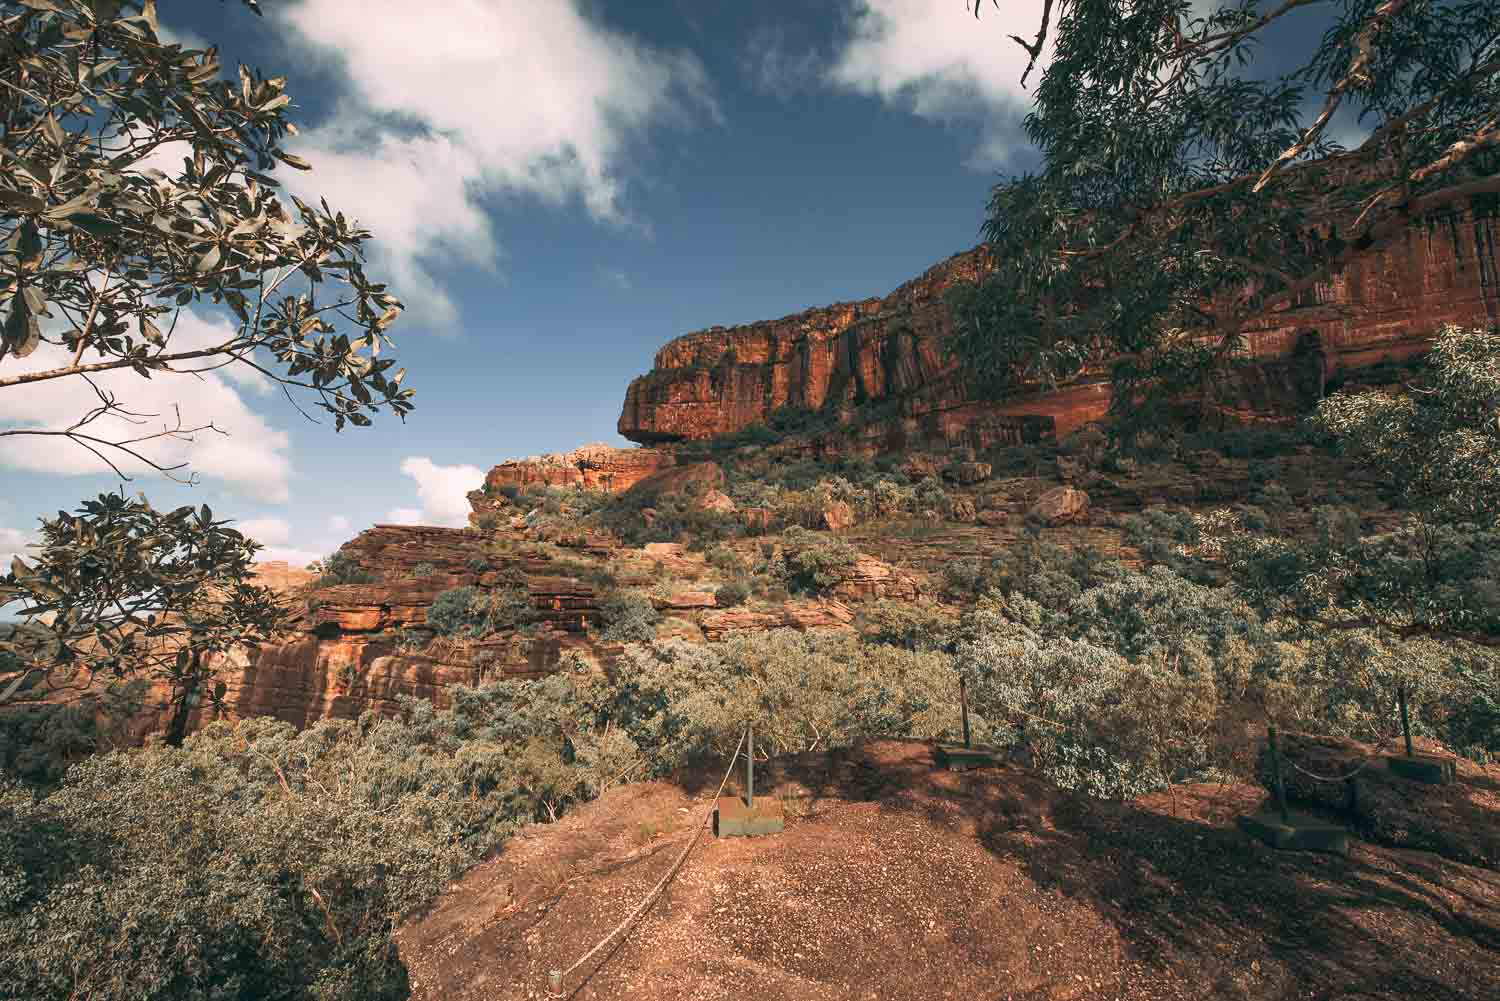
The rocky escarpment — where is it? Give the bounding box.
[619,158,1500,448]
[468,443,676,526]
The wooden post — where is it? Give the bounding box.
[1268,723,1289,824]
[1398,684,1414,757]
[746,721,754,809]
[959,675,971,748]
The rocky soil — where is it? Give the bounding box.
[395,739,1500,1001]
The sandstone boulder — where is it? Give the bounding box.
[949,496,977,523]
[832,556,920,602]
[821,500,856,532]
[698,488,736,514]
[482,442,673,495]
[1029,486,1090,526]
[977,509,1008,527]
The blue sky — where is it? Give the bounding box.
[1,0,1372,568]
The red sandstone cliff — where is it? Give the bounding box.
[619,175,1499,446]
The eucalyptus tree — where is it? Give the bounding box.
[0,0,414,481]
[959,0,1499,438]
[0,491,287,742]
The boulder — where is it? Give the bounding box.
[821,500,856,532]
[1028,486,1090,526]
[900,453,944,480]
[832,556,920,602]
[977,509,1009,527]
[698,488,736,514]
[949,496,977,523]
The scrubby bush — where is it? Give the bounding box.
[313,551,379,588]
[861,599,958,653]
[412,562,437,576]
[0,710,525,1001]
[714,579,752,607]
[466,557,491,573]
[427,581,535,638]
[497,484,521,501]
[704,544,748,576]
[599,592,660,644]
[777,527,859,595]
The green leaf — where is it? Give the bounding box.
[194,245,222,273]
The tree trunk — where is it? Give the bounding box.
[165,648,203,748]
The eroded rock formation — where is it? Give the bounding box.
[480,443,675,495]
[619,180,1499,447]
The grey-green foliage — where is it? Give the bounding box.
[315,551,379,588]
[0,710,524,1001]
[778,526,859,594]
[1220,324,1500,645]
[587,631,958,770]
[427,577,534,638]
[599,591,659,643]
[962,0,1499,436]
[0,0,413,477]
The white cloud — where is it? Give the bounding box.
[1,525,38,569]
[825,0,1057,168]
[384,507,424,526]
[236,516,292,546]
[328,514,351,534]
[393,456,485,528]
[268,0,721,330]
[255,545,326,568]
[0,325,294,502]
[825,1,1234,169]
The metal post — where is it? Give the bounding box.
[1268,723,1289,824]
[1398,684,1414,757]
[746,721,754,809]
[959,675,971,748]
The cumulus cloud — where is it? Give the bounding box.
[824,0,1241,169]
[236,517,293,547]
[0,315,294,502]
[391,456,485,527]
[1,525,38,569]
[267,0,721,331]
[825,0,1057,168]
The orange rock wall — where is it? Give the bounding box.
[619,197,1500,445]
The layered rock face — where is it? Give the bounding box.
[619,183,1499,446]
[481,443,674,493]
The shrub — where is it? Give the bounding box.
[704,544,748,575]
[0,711,525,1001]
[412,562,437,576]
[476,512,501,531]
[466,557,491,573]
[599,592,660,644]
[714,580,752,607]
[862,599,958,653]
[427,583,534,638]
[314,551,379,588]
[778,527,859,595]
[497,484,521,501]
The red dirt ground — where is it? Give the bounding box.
[395,739,1500,1001]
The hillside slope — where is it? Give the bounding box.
[395,740,1500,1001]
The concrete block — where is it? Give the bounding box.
[1386,754,1456,785]
[714,796,784,838]
[933,744,1007,772]
[1238,811,1351,857]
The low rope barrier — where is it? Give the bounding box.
[545,729,748,998]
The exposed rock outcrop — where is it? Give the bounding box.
[480,443,675,496]
[619,158,1500,448]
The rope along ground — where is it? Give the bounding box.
[545,729,748,998]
